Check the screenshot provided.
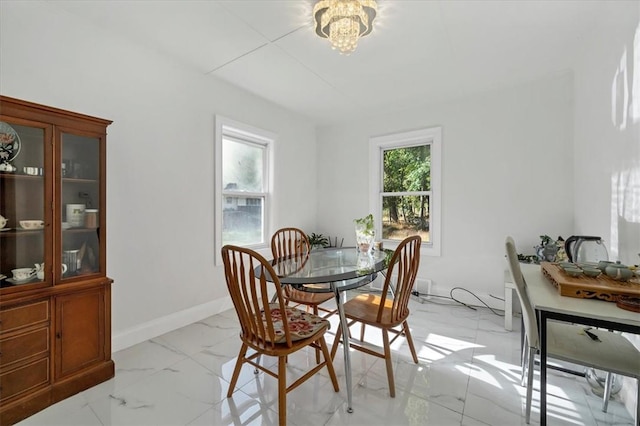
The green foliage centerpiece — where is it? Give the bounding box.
[307,233,329,250]
[354,214,375,254]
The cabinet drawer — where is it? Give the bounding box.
[0,327,49,367]
[0,357,49,402]
[0,301,50,334]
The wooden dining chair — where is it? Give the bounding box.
[271,227,336,319]
[221,244,339,426]
[330,235,421,397]
[505,236,640,424]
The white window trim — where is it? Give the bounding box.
[369,126,442,256]
[214,115,275,265]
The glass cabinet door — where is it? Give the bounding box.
[60,132,102,280]
[0,120,50,288]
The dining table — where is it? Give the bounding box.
[262,246,390,413]
[520,263,640,425]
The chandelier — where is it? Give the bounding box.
[313,0,378,55]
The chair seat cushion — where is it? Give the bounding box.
[548,322,640,378]
[263,304,329,343]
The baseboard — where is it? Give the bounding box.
[111,296,233,353]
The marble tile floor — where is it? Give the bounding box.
[16,294,636,426]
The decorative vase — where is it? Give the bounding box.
[355,224,375,254]
[356,251,374,273]
[354,214,375,254]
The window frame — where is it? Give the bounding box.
[214,115,274,265]
[369,126,442,256]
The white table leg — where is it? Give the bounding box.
[505,284,513,331]
[504,271,514,331]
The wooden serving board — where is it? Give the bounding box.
[541,262,640,301]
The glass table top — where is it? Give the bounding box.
[264,247,391,293]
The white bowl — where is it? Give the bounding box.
[20,220,44,229]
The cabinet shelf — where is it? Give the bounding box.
[0,229,97,237]
[0,229,45,237]
[0,279,44,289]
[63,227,99,233]
[62,177,98,184]
[0,173,44,181]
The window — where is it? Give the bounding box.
[215,116,274,263]
[369,127,441,256]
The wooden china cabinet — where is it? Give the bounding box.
[0,96,114,425]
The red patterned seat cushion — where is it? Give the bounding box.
[263,304,329,343]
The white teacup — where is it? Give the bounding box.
[20,220,44,230]
[0,214,7,229]
[35,263,67,280]
[12,267,36,282]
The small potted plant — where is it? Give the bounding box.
[354,214,375,253]
[307,233,329,250]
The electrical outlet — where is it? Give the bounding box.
[415,278,433,298]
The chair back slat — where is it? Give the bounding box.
[378,235,421,323]
[248,257,267,342]
[271,227,310,259]
[271,227,311,297]
[505,236,539,348]
[222,245,293,349]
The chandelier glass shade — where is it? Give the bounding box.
[313,0,378,55]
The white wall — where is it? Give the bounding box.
[0,1,318,351]
[573,2,640,266]
[572,1,639,415]
[316,74,575,307]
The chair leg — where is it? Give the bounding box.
[360,324,366,341]
[602,372,614,412]
[382,329,396,397]
[254,354,262,374]
[331,324,342,360]
[636,379,639,426]
[313,306,321,364]
[319,336,340,392]
[521,336,529,387]
[278,356,287,426]
[228,343,248,398]
[525,346,535,424]
[402,320,418,364]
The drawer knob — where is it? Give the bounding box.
[56,332,62,339]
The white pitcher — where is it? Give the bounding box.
[35,263,68,280]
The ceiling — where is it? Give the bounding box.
[51,0,607,126]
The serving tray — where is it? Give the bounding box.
[616,296,640,312]
[541,262,640,301]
